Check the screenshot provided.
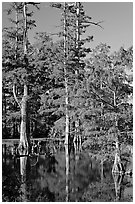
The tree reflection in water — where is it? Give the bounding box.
[18,149,29,202]
[65,143,71,202]
[2,141,133,202]
[112,173,124,201]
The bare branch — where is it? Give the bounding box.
[87,21,104,29]
[102,81,114,92]
[90,84,118,111]
[27,2,40,9]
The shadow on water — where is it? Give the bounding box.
[2,141,133,202]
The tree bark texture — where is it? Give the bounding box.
[19,84,29,150]
[18,3,30,150]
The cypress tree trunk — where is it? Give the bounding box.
[112,134,123,173]
[112,91,123,173]
[19,84,29,150]
[74,3,81,148]
[64,3,69,146]
[18,3,29,150]
[65,77,69,145]
[100,78,103,132]
[63,5,70,201]
[3,90,7,136]
[12,3,29,150]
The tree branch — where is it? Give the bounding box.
[87,21,104,29]
[13,84,21,108]
[90,84,118,111]
[102,81,115,92]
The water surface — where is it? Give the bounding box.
[2,141,133,202]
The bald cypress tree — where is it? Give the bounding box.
[3,2,40,150]
[49,2,101,147]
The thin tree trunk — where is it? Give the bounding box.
[74,120,81,150]
[76,2,80,51]
[12,118,15,137]
[15,121,18,137]
[64,3,69,146]
[3,90,7,135]
[101,159,104,183]
[73,3,81,146]
[15,3,18,60]
[112,91,123,173]
[100,78,103,131]
[63,4,70,201]
[65,77,69,145]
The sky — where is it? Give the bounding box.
[2,2,133,53]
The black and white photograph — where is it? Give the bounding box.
[2,1,133,202]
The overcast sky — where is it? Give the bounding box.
[2,2,133,52]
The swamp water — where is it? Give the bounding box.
[2,140,133,202]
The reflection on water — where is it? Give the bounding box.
[65,144,69,202]
[2,141,133,202]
